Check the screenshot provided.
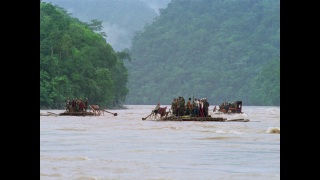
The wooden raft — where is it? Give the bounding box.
[161,116,226,121]
[158,116,249,122]
[59,111,95,116]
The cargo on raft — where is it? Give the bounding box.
[215,101,243,114]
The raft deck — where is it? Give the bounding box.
[161,116,225,121]
[59,111,95,116]
[159,116,249,122]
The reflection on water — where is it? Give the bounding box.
[40,105,280,180]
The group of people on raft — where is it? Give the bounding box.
[170,96,210,117]
[65,97,89,112]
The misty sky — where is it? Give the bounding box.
[139,0,171,14]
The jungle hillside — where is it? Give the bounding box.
[42,0,171,52]
[40,0,280,107]
[125,0,280,106]
[40,2,129,109]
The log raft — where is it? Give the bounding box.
[158,116,249,122]
[59,111,95,116]
[161,116,226,121]
[40,111,96,116]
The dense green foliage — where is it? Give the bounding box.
[42,0,163,51]
[125,0,280,106]
[40,2,129,109]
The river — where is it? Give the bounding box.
[40,105,280,180]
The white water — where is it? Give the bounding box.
[40,105,280,180]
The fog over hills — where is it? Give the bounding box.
[139,0,171,14]
[42,0,171,51]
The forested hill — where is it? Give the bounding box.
[42,0,170,51]
[40,2,129,109]
[125,0,280,106]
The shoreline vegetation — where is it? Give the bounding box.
[40,2,129,110]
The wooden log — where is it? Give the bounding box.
[225,119,250,122]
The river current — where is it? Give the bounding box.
[40,105,280,180]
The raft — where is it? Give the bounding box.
[156,115,249,122]
[59,111,95,116]
[160,116,226,121]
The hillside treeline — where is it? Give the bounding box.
[41,0,163,51]
[125,0,280,106]
[40,2,129,109]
